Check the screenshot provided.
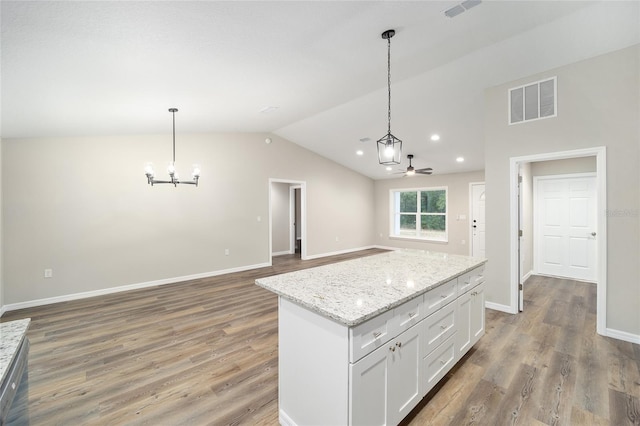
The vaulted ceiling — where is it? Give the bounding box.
[2,1,638,179]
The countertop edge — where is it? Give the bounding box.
[0,318,31,386]
[256,258,487,327]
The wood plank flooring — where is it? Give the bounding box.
[2,253,639,425]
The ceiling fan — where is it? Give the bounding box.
[395,154,433,176]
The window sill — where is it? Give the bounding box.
[389,235,448,244]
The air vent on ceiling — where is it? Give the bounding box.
[509,77,557,125]
[444,0,482,18]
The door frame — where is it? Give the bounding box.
[289,185,301,254]
[509,146,606,336]
[468,182,485,257]
[269,178,307,262]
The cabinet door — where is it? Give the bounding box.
[470,282,485,346]
[350,344,389,426]
[456,290,472,359]
[387,325,422,425]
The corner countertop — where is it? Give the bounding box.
[0,318,31,385]
[256,249,486,327]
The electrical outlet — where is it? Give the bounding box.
[224,249,230,256]
[44,269,53,278]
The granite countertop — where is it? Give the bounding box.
[256,249,486,327]
[0,318,31,385]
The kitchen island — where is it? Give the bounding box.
[256,249,486,426]
[0,318,30,424]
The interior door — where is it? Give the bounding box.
[471,183,486,258]
[535,175,597,281]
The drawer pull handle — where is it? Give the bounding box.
[408,312,416,318]
[440,294,447,299]
[440,359,446,365]
[396,341,402,348]
[389,346,396,352]
[373,331,382,339]
[440,325,447,329]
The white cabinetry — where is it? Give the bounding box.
[350,323,422,426]
[277,264,486,426]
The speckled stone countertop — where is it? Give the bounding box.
[0,318,30,385]
[256,249,486,327]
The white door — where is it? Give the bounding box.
[535,175,597,281]
[470,183,486,258]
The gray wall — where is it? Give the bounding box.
[374,171,485,255]
[485,45,639,335]
[2,133,375,305]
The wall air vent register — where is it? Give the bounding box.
[509,76,557,125]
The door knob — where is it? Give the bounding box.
[591,232,597,237]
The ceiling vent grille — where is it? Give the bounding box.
[509,76,557,125]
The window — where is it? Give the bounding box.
[390,187,447,242]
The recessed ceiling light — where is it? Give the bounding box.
[430,134,440,141]
[356,150,364,156]
[386,166,392,171]
[456,157,465,163]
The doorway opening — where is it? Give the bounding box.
[269,179,307,263]
[509,147,607,335]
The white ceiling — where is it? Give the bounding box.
[2,1,639,179]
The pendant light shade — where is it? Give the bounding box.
[377,29,402,166]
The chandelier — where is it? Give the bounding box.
[376,29,402,165]
[144,108,200,187]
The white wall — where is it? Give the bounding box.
[485,45,640,336]
[271,182,291,255]
[2,133,375,306]
[374,171,485,255]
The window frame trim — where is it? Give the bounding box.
[388,186,449,243]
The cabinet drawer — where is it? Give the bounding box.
[389,296,423,336]
[421,333,457,396]
[422,301,456,357]
[471,264,485,286]
[350,309,394,362]
[424,278,457,316]
[458,264,486,294]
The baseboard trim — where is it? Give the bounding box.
[304,245,380,260]
[521,270,533,284]
[2,262,271,313]
[485,301,517,314]
[604,327,640,344]
[271,250,292,257]
[0,305,7,317]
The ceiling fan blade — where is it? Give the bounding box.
[415,167,433,172]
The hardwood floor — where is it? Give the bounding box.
[2,253,639,425]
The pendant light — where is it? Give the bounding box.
[144,108,200,187]
[376,29,402,165]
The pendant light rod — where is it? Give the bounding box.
[376,29,402,166]
[170,107,177,165]
[144,108,201,187]
[382,29,394,135]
